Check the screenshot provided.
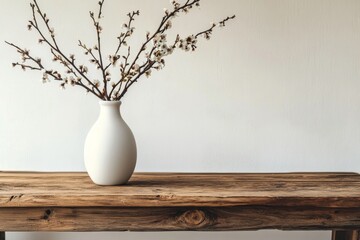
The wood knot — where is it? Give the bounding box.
[42,209,53,220]
[178,209,208,228]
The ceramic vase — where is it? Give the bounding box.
[84,101,137,185]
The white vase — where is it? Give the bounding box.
[84,101,137,185]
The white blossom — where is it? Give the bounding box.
[93,79,100,87]
[171,0,180,10]
[153,33,162,43]
[133,64,140,72]
[67,76,76,86]
[42,72,49,84]
[165,20,172,29]
[109,55,120,65]
[145,69,151,78]
[111,91,119,100]
[186,35,197,45]
[167,46,174,55]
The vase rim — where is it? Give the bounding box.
[99,100,122,106]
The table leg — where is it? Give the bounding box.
[0,232,4,240]
[332,230,359,240]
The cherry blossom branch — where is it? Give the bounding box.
[125,0,199,76]
[113,1,235,101]
[117,61,156,100]
[89,0,108,99]
[110,0,201,100]
[6,0,235,101]
[30,0,103,98]
[109,46,131,98]
[105,10,139,71]
[4,41,103,98]
[195,15,236,39]
[78,40,101,69]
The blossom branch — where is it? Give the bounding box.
[195,15,236,39]
[32,0,59,48]
[117,61,156,100]
[110,0,201,100]
[108,46,131,98]
[5,41,103,98]
[124,0,199,76]
[5,41,43,68]
[89,0,108,99]
[78,40,101,69]
[6,0,235,101]
[30,0,103,98]
[105,10,140,71]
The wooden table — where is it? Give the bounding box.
[0,172,359,240]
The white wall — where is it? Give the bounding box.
[1,0,359,239]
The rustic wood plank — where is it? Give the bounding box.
[332,230,359,240]
[0,172,360,208]
[0,172,360,233]
[0,206,360,232]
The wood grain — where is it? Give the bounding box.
[332,230,360,240]
[0,172,360,208]
[0,172,360,232]
[0,206,360,232]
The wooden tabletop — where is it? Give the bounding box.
[0,172,360,208]
[0,172,360,234]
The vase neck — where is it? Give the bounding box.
[98,101,122,120]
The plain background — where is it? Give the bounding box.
[1,0,360,239]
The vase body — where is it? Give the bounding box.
[84,101,137,185]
